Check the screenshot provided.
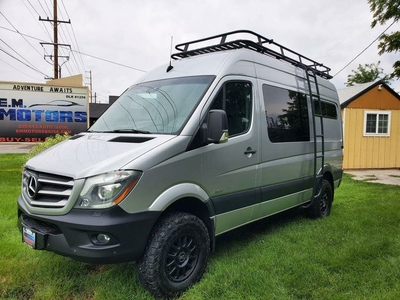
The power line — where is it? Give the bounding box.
[37,0,50,17]
[62,60,73,77]
[333,20,397,78]
[60,0,86,73]
[43,0,53,18]
[56,18,80,74]
[26,0,42,16]
[0,11,43,58]
[0,38,40,72]
[0,57,43,81]
[0,47,49,77]
[57,28,80,74]
[24,0,52,40]
[0,25,46,42]
[71,49,147,72]
[0,25,147,73]
[46,1,86,79]
[38,0,71,80]
[58,26,84,75]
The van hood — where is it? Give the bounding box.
[25,133,176,179]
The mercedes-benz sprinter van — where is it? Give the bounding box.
[18,30,343,298]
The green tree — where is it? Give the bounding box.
[368,0,400,79]
[346,61,390,86]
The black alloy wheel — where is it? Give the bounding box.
[138,212,210,298]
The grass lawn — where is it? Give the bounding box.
[1,153,400,299]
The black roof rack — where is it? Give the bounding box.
[171,30,332,80]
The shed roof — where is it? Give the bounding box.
[338,81,400,108]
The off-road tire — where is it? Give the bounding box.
[305,179,333,219]
[137,212,210,298]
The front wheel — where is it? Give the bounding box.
[137,212,210,298]
[305,179,333,219]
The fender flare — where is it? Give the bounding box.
[148,183,211,212]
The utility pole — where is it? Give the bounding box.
[89,70,93,103]
[53,1,59,79]
[85,70,93,103]
[39,0,70,79]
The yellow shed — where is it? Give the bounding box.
[338,81,400,169]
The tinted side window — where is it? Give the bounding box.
[314,101,338,119]
[211,81,252,136]
[263,84,310,143]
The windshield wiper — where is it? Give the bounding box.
[112,129,151,134]
[87,129,151,134]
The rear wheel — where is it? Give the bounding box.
[305,179,333,218]
[137,212,210,298]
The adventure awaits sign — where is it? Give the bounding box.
[0,82,88,142]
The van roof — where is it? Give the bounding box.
[171,30,332,80]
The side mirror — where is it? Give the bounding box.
[207,109,229,144]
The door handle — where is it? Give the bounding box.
[244,147,257,156]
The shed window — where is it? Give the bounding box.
[364,111,391,136]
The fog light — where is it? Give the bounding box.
[97,234,111,244]
[80,198,90,207]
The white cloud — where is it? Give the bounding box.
[1,0,399,101]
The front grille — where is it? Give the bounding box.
[22,168,74,208]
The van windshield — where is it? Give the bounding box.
[89,75,214,134]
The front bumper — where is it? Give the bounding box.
[18,195,161,264]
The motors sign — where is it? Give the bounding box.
[0,82,88,142]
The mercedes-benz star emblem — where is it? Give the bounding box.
[27,175,38,199]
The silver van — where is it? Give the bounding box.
[18,30,343,298]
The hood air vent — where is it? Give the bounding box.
[69,134,84,140]
[108,136,154,143]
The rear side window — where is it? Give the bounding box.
[211,81,252,136]
[263,84,310,143]
[314,101,338,119]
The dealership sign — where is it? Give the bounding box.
[0,82,88,142]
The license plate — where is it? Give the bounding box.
[23,227,36,249]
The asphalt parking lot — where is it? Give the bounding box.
[0,142,34,154]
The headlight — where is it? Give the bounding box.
[75,170,141,209]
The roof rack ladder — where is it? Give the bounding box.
[303,67,325,207]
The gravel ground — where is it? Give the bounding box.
[345,169,400,186]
